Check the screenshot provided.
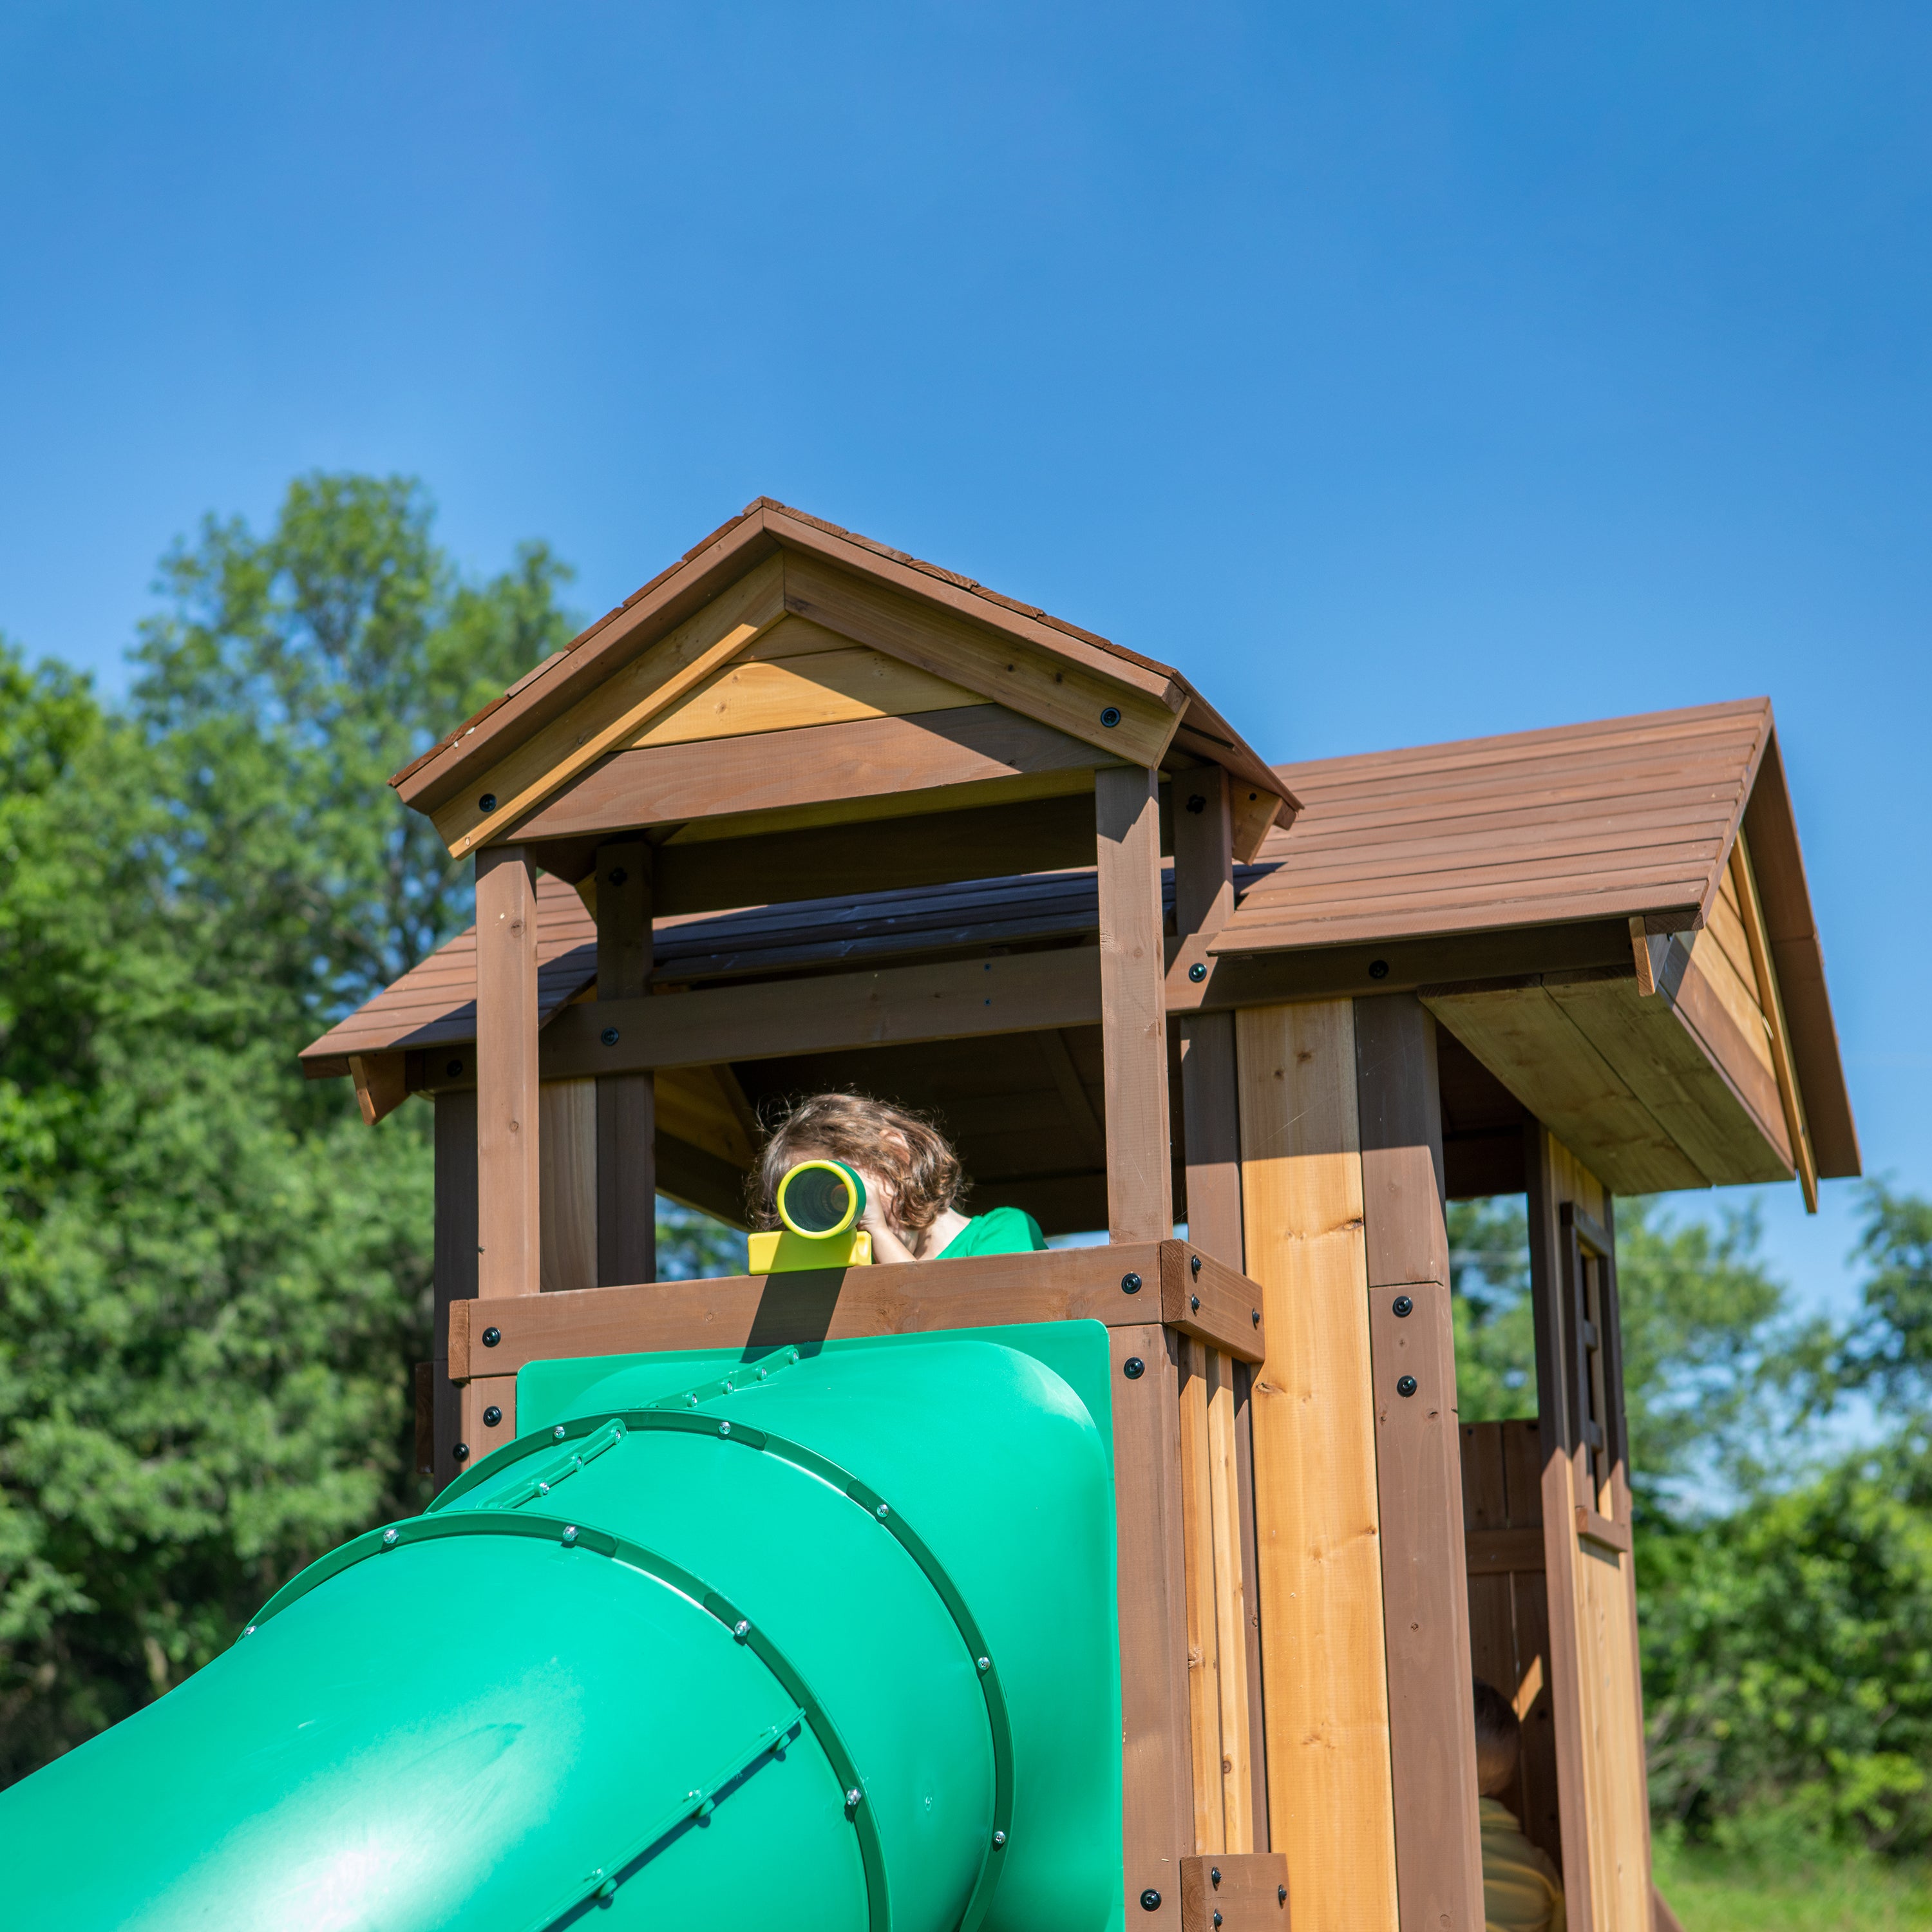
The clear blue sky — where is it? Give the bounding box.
[3,4,1927,1321]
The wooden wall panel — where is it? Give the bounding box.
[431,1088,478,1489]
[539,1078,598,1294]
[1236,999,1398,1931]
[475,846,542,1298]
[1180,1338,1226,1853]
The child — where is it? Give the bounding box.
[753,1092,1048,1265]
[1473,1677,1566,1932]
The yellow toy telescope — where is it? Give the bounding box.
[747,1158,875,1274]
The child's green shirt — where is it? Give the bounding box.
[936,1206,1049,1260]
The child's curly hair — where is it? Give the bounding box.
[751,1092,966,1233]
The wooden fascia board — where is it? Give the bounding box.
[395,508,786,815]
[1686,696,1775,934]
[1739,728,1861,1178]
[757,502,1189,711]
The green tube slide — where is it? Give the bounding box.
[1,1321,1125,1931]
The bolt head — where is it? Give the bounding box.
[1186,793,1207,815]
[383,1527,399,1546]
[478,793,497,813]
[876,1502,889,1518]
[446,1059,462,1078]
[242,1625,256,1638]
[554,1426,566,1439]
[1123,1356,1146,1381]
[1368,958,1390,980]
[1190,1293,1200,1312]
[1140,1889,1162,1911]
[1251,1308,1261,1326]
[1278,1886,1288,1905]
[1397,1375,1419,1398]
[1189,960,1208,982]
[600,1026,620,1047]
[482,1325,502,1347]
[562,1526,578,1543]
[453,1443,470,1462]
[845,1787,862,1809]
[1121,1271,1142,1294]
[1211,1867,1221,1886]
[607,867,627,886]
[483,1405,502,1427]
[976,1655,990,1672]
[733,1619,750,1639]
[719,1421,731,1436]
[992,1829,1008,1846]
[1392,1295,1414,1318]
[1101,706,1122,727]
[1213,1915,1223,1929]
[1189,1253,1201,1276]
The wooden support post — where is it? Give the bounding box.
[431,1087,478,1486]
[1207,1348,1256,1853]
[1097,766,1173,1242]
[1232,1362,1271,1847]
[1175,764,1244,1271]
[1236,999,1398,1929]
[594,838,656,1286]
[476,846,542,1298]
[1180,1338,1226,1853]
[1113,1321,1193,1928]
[1355,995,1484,1932]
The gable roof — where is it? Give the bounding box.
[390,497,1287,843]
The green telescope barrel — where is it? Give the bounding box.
[775,1158,866,1238]
[0,1324,1123,1931]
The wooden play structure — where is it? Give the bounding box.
[303,499,1858,1932]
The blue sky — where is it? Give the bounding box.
[3,4,1927,1321]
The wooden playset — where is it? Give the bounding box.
[288,498,1857,1931]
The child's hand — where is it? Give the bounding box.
[854,1170,921,1265]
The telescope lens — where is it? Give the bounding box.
[782,1163,856,1236]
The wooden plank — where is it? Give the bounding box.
[784,551,1184,770]
[1423,982,1707,1195]
[1465,1527,1548,1574]
[431,1088,478,1490]
[655,1064,757,1171]
[1175,765,1245,1272]
[1232,1364,1271,1849]
[1370,1282,1485,1932]
[435,552,787,858]
[1354,994,1450,1289]
[1235,999,1398,1932]
[1180,1338,1227,1854]
[1179,1852,1290,1931]
[632,644,981,744]
[1207,1349,1256,1854]
[1731,831,1819,1210]
[1160,1245,1264,1359]
[1113,1322,1193,1931]
[348,1050,409,1126]
[446,1238,1267,1379]
[476,847,542,1298]
[459,1373,518,1464]
[539,1079,598,1294]
[1098,766,1173,1242]
[1667,952,1792,1168]
[545,947,1101,1080]
[594,839,656,1287]
[515,705,1108,844]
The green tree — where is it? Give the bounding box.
[0,477,575,1779]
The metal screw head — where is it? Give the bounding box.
[242,1624,256,1638]
[483,1405,502,1427]
[1213,1915,1223,1929]
[845,1787,863,1810]
[1190,1253,1201,1277]
[1392,1295,1414,1318]
[478,793,497,813]
[482,1325,502,1347]
[1186,793,1207,815]
[1190,1293,1200,1313]
[1211,1867,1222,1886]
[976,1655,990,1672]
[600,1027,620,1047]
[1189,961,1208,982]
[383,1527,399,1545]
[719,1421,731,1436]
[1368,958,1390,980]
[554,1426,567,1439]
[1123,1356,1146,1381]
[733,1619,750,1639]
[562,1526,578,1544]
[1140,1889,1162,1912]
[453,1443,470,1462]
[1252,1308,1261,1327]
[1101,706,1122,728]
[875,1502,889,1519]
[607,866,627,886]
[1397,1375,1419,1397]
[992,1829,1007,1847]
[1121,1271,1142,1294]
[1278,1885,1288,1905]
[446,1059,462,1078]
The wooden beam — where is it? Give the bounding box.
[459,1374,518,1464]
[447,1238,1267,1380]
[1731,831,1819,1211]
[512,705,1108,844]
[1235,999,1398,1931]
[544,946,1101,1079]
[1098,766,1173,1242]
[348,1050,409,1126]
[595,839,656,1285]
[1180,1338,1227,1853]
[1207,1349,1256,1854]
[1179,1853,1289,1932]
[538,1079,597,1294]
[1356,993,1484,1932]
[476,846,541,1297]
[1175,765,1244,1271]
[430,1089,478,1489]
[1231,1364,1271,1848]
[1113,1322,1193,1930]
